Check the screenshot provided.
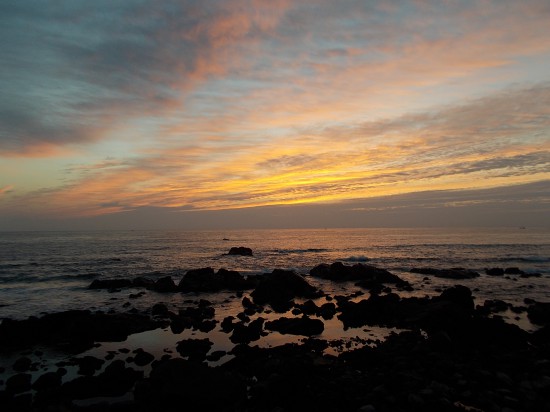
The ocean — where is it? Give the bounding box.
[1,227,549,322]
[1,227,550,400]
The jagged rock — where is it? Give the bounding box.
[230,318,265,344]
[75,355,105,376]
[152,276,177,292]
[251,269,320,312]
[133,349,155,366]
[176,338,213,362]
[228,246,253,256]
[485,268,505,276]
[311,262,411,291]
[178,267,256,292]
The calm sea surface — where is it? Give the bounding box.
[1,227,549,321]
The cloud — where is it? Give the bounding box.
[2,0,549,157]
[0,185,14,197]
[2,82,548,218]
[2,181,548,231]
[0,0,291,155]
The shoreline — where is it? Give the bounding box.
[1,262,549,411]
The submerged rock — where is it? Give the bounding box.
[265,316,324,336]
[410,267,480,279]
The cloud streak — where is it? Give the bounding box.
[0,1,549,227]
[2,83,549,218]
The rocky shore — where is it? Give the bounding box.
[1,261,549,411]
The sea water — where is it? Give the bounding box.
[1,227,549,321]
[1,227,549,391]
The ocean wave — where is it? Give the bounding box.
[0,272,101,284]
[341,255,370,262]
[274,248,330,255]
[496,256,550,263]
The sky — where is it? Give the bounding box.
[0,0,549,230]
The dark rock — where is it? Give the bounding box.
[178,267,256,292]
[176,338,213,362]
[76,355,105,376]
[485,267,505,276]
[61,359,143,399]
[504,267,525,275]
[410,267,480,279]
[169,304,216,333]
[12,356,32,372]
[134,358,246,410]
[527,302,550,325]
[152,276,177,292]
[319,302,337,319]
[221,316,236,333]
[6,373,31,394]
[151,302,169,317]
[251,269,320,312]
[206,350,227,362]
[32,371,62,391]
[133,276,155,287]
[338,285,475,334]
[0,310,163,353]
[297,299,319,315]
[521,272,542,278]
[133,349,155,366]
[230,318,265,344]
[311,262,407,285]
[265,316,324,336]
[228,246,253,256]
[477,299,510,315]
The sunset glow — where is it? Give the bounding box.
[1,1,549,229]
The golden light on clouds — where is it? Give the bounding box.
[0,1,549,228]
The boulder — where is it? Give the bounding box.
[228,246,253,256]
[176,338,213,362]
[230,318,265,344]
[311,262,409,287]
[134,358,246,410]
[251,269,320,312]
[527,302,550,325]
[178,267,256,292]
[152,276,177,292]
[485,268,505,276]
